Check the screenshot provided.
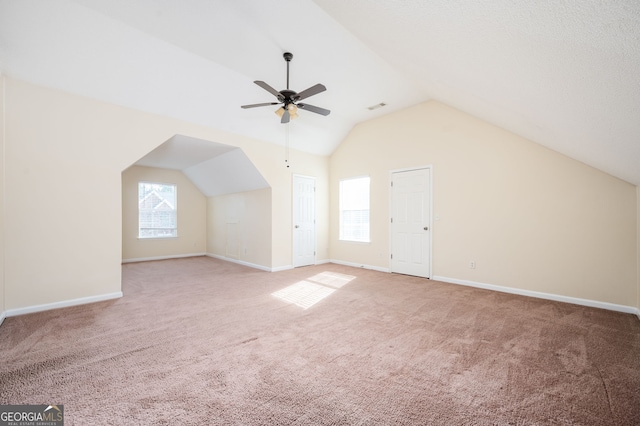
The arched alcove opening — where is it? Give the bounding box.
[121,134,273,269]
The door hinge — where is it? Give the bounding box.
[390,217,393,223]
[391,181,393,187]
[390,253,393,259]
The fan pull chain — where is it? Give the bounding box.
[285,122,290,168]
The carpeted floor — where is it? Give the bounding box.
[1,256,639,425]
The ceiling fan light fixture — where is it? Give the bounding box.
[288,104,299,119]
[275,105,298,120]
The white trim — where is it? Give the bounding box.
[275,259,330,271]
[291,173,317,180]
[137,236,179,240]
[122,252,206,263]
[329,258,390,273]
[206,253,331,272]
[389,165,433,278]
[205,253,277,272]
[292,174,317,268]
[5,291,123,318]
[338,175,372,243]
[271,265,294,272]
[433,275,640,316]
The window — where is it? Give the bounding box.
[339,176,370,242]
[138,182,177,238]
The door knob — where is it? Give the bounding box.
[424,226,429,230]
[295,225,300,228]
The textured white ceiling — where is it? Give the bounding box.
[313,0,640,184]
[1,0,639,184]
[0,0,424,157]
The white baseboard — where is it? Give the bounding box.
[122,252,206,263]
[5,291,123,318]
[263,258,331,272]
[329,259,390,273]
[432,275,640,317]
[271,258,330,271]
[271,265,294,272]
[205,253,276,272]
[205,254,332,272]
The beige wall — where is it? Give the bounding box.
[207,188,272,268]
[3,77,329,312]
[206,154,330,270]
[264,152,330,268]
[330,101,637,307]
[282,167,327,268]
[122,166,206,261]
[7,75,631,314]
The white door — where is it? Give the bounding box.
[293,175,316,267]
[390,168,431,278]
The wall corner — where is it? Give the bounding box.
[637,185,640,318]
[0,71,6,324]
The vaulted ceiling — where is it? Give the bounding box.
[1,0,639,184]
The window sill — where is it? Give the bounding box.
[137,236,179,240]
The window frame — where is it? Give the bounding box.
[138,181,178,239]
[338,176,371,243]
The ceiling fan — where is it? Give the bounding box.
[241,52,330,124]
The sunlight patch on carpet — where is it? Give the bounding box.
[307,271,355,289]
[272,271,355,309]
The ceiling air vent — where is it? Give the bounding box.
[368,102,387,111]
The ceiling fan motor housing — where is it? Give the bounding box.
[280,89,297,104]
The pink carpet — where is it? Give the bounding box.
[1,256,639,425]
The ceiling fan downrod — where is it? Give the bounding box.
[284,52,293,90]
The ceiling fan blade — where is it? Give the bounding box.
[294,84,326,101]
[281,109,290,124]
[254,81,283,100]
[298,103,331,116]
[241,102,280,109]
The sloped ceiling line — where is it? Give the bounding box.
[134,134,270,198]
[1,0,639,184]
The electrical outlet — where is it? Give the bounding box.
[470,260,476,269]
